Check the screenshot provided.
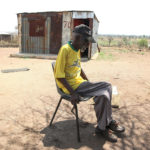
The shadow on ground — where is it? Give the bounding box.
[40,120,106,150]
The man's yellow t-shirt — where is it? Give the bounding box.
[54,41,87,94]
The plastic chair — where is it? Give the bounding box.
[49,62,91,142]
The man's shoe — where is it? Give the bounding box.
[95,126,117,143]
[107,120,125,133]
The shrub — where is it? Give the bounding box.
[108,37,113,46]
[117,41,123,47]
[122,37,129,46]
[138,39,148,48]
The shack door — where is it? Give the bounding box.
[50,13,62,54]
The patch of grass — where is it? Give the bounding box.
[113,48,136,53]
[137,52,145,55]
[118,49,130,53]
[97,51,116,61]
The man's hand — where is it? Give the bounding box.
[57,78,80,105]
[70,92,80,105]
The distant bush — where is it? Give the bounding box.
[98,37,109,47]
[108,37,113,46]
[0,40,18,47]
[138,39,148,48]
[98,36,150,49]
[122,37,129,46]
[117,41,123,47]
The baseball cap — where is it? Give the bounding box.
[73,24,96,43]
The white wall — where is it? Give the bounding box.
[61,12,72,45]
[91,16,99,57]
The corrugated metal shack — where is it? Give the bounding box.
[17,11,99,59]
[0,33,11,41]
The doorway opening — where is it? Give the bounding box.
[73,19,90,58]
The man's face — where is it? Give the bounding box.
[79,35,90,52]
[72,33,90,51]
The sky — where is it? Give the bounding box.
[0,0,150,35]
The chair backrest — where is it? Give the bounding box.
[51,62,55,71]
[51,62,70,97]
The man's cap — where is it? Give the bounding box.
[73,24,96,43]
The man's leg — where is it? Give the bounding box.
[75,81,125,142]
[93,84,125,142]
[93,84,118,142]
[94,96,112,130]
[94,84,113,130]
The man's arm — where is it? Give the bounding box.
[57,78,80,104]
[81,69,89,81]
[57,78,75,94]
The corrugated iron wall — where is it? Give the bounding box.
[50,13,62,54]
[20,14,51,54]
[72,11,94,19]
[18,14,22,53]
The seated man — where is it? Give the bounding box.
[54,24,125,142]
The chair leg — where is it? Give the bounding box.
[74,103,81,142]
[49,97,62,127]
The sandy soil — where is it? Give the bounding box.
[0,48,150,150]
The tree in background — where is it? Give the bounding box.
[108,37,113,46]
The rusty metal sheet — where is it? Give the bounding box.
[23,14,46,20]
[29,18,45,37]
[20,16,50,54]
[50,13,62,54]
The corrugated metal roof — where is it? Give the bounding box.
[17,10,93,14]
[17,10,99,22]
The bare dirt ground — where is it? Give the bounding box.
[0,48,150,150]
